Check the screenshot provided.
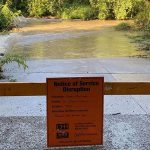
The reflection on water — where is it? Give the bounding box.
[8,24,145,59]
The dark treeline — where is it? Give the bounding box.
[0,0,150,31]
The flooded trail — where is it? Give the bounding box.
[4,20,145,59]
[1,20,150,150]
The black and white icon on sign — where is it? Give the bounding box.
[56,124,69,139]
[56,123,69,130]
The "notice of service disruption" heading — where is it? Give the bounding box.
[54,81,99,92]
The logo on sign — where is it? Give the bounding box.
[56,124,69,139]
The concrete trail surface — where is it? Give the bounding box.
[0,57,150,150]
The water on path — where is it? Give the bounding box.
[7,20,145,59]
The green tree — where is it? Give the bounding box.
[0,3,14,30]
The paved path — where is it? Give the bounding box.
[0,57,150,150]
[1,57,150,116]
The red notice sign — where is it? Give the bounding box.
[47,77,104,147]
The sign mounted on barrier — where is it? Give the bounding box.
[47,77,104,147]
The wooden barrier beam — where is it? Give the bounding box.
[0,83,46,96]
[105,82,150,95]
[0,82,150,96]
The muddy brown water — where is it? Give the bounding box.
[7,20,146,59]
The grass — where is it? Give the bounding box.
[115,22,150,56]
[129,32,150,51]
[115,22,131,31]
[129,31,150,54]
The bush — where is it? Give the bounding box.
[113,0,132,19]
[134,2,150,29]
[27,0,67,17]
[97,0,109,19]
[1,0,149,23]
[0,54,28,79]
[90,0,114,19]
[131,0,147,17]
[115,22,131,30]
[0,1,21,31]
[0,4,14,30]
[0,54,28,72]
[90,0,146,20]
[28,0,46,17]
[61,5,97,20]
[51,0,91,17]
[12,0,28,16]
[114,0,146,20]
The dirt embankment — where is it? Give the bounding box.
[13,20,131,33]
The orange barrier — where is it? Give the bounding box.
[0,82,150,96]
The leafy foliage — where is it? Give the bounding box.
[118,1,150,53]
[130,2,150,52]
[0,54,28,72]
[28,0,49,17]
[134,2,150,29]
[0,0,149,31]
[90,0,114,19]
[12,0,147,20]
[61,5,97,20]
[115,22,131,31]
[0,0,21,31]
[113,0,133,19]
[89,0,146,20]
[0,4,14,30]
